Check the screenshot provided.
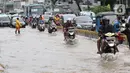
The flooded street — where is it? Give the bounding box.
[0,26,130,73]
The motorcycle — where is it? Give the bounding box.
[32,21,37,28]
[37,20,45,31]
[101,32,118,55]
[48,22,57,34]
[55,20,61,26]
[65,27,76,44]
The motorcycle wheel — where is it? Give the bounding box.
[41,27,45,31]
[48,29,52,33]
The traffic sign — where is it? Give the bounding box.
[114,4,126,15]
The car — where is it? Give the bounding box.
[80,11,96,21]
[43,15,52,24]
[11,17,26,28]
[61,14,76,24]
[74,16,94,30]
[44,12,53,16]
[0,14,11,27]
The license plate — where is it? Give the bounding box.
[70,36,73,39]
[106,37,115,40]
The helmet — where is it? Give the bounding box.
[66,18,72,23]
[125,23,130,28]
[49,17,53,20]
[102,18,109,25]
[56,14,59,17]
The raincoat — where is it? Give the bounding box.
[54,17,60,21]
[16,19,21,30]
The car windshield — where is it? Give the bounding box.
[0,17,10,21]
[103,15,117,24]
[76,16,92,23]
[63,15,76,21]
[45,12,52,15]
[44,15,50,19]
[31,8,44,15]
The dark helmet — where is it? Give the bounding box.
[17,18,19,20]
[49,17,53,20]
[66,18,72,23]
[125,23,130,28]
[102,18,110,25]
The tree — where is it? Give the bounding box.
[89,6,111,14]
[97,0,116,10]
[51,0,58,5]
[51,0,58,11]
[74,0,82,11]
[51,0,82,11]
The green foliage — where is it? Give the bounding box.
[87,6,111,14]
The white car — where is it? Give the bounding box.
[11,17,26,28]
[61,14,76,24]
[74,16,94,30]
[43,15,52,24]
[80,11,96,21]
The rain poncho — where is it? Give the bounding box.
[54,17,60,21]
[16,19,21,29]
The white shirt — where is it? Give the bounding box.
[127,16,130,23]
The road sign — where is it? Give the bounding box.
[114,4,126,15]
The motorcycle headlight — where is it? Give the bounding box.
[69,32,74,35]
[108,42,115,47]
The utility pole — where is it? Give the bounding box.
[3,0,5,13]
[126,0,128,8]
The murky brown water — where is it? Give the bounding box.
[0,27,130,73]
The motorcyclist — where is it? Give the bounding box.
[97,18,115,54]
[113,16,121,32]
[39,15,44,24]
[39,15,43,20]
[54,14,60,20]
[63,18,74,41]
[48,17,56,29]
[54,14,61,26]
[32,17,37,23]
[120,23,130,49]
[29,16,33,25]
[25,17,28,25]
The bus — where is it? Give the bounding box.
[24,4,46,17]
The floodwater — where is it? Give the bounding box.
[0,26,129,73]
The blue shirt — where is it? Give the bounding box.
[113,20,120,32]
